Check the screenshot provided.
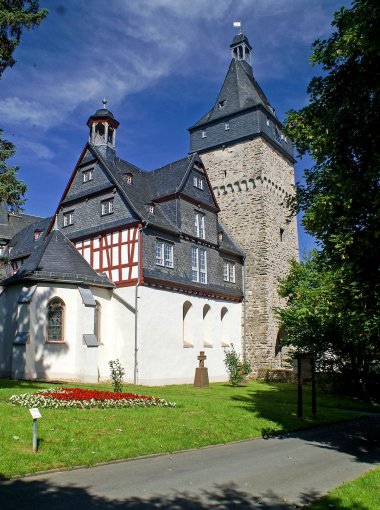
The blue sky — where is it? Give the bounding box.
[0,0,349,256]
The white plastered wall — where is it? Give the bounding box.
[119,285,242,385]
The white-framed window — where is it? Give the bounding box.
[155,240,174,268]
[148,204,155,214]
[125,173,132,185]
[201,130,206,138]
[193,175,204,190]
[225,122,230,130]
[63,211,74,227]
[223,260,236,283]
[83,169,93,182]
[194,212,205,239]
[192,246,207,284]
[101,198,114,216]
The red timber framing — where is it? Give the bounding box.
[74,224,142,287]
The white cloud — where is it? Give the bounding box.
[1,0,347,130]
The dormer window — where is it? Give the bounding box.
[63,211,74,227]
[124,173,133,185]
[225,122,230,131]
[148,204,155,215]
[218,100,226,109]
[83,169,93,182]
[101,199,114,216]
[201,130,206,138]
[193,175,204,190]
[218,231,223,241]
[34,230,42,240]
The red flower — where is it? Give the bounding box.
[38,388,158,402]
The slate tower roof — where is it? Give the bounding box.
[189,32,294,161]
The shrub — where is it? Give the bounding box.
[224,344,252,386]
[109,359,125,392]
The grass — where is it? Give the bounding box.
[306,466,380,510]
[0,379,378,479]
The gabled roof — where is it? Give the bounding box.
[3,228,114,288]
[218,221,245,257]
[0,201,42,242]
[189,58,276,129]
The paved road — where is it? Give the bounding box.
[1,416,379,509]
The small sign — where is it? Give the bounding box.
[29,408,42,419]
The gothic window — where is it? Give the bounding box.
[63,210,74,227]
[155,240,174,268]
[221,306,229,346]
[183,300,194,347]
[94,301,101,343]
[203,304,212,347]
[192,246,207,284]
[95,122,105,140]
[47,298,65,342]
[101,198,114,216]
[195,213,205,239]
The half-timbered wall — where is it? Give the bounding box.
[75,226,139,285]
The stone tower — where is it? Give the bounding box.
[189,32,298,374]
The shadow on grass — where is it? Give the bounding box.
[231,385,380,465]
[0,379,64,390]
[0,479,370,510]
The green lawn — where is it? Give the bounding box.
[0,379,378,479]
[307,466,380,510]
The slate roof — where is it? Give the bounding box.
[0,201,42,242]
[218,221,245,257]
[6,217,52,260]
[189,58,276,129]
[3,228,114,288]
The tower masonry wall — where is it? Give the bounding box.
[201,137,299,374]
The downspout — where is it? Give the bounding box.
[134,221,149,385]
[242,255,247,360]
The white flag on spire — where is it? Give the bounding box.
[233,21,241,27]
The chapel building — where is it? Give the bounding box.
[0,31,298,383]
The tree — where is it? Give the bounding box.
[0,0,47,76]
[277,252,379,398]
[280,0,380,397]
[0,1,47,209]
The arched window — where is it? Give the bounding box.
[221,306,229,347]
[203,304,212,347]
[94,301,101,343]
[108,126,114,144]
[47,298,65,342]
[183,301,193,347]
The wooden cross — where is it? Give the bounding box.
[198,351,206,368]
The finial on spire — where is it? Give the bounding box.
[233,21,243,34]
[102,97,108,108]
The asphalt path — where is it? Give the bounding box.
[1,416,379,509]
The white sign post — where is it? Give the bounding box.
[29,408,42,452]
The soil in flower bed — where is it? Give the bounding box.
[9,387,176,409]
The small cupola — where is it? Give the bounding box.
[87,99,120,150]
[230,30,252,75]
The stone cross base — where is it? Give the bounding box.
[194,367,209,388]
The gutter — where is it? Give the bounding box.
[242,255,247,360]
[134,221,149,385]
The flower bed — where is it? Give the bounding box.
[9,387,176,409]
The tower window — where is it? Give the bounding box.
[280,228,285,241]
[101,198,114,216]
[108,126,114,144]
[218,100,226,109]
[63,211,74,227]
[201,130,206,138]
[83,169,93,182]
[225,122,230,131]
